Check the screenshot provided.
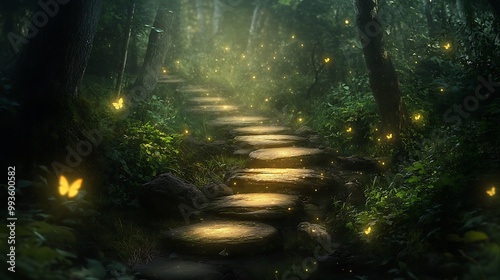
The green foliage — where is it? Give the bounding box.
[311,76,379,155]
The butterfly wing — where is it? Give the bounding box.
[59,175,69,196]
[113,98,123,109]
[487,187,496,196]
[67,179,82,198]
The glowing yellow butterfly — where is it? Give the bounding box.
[59,176,82,198]
[486,187,496,197]
[443,43,451,50]
[364,227,372,235]
[112,97,124,109]
[414,114,422,121]
[386,133,393,140]
[346,127,352,133]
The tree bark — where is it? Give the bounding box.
[8,0,102,174]
[354,0,407,137]
[134,0,171,95]
[487,0,500,16]
[247,0,265,53]
[423,0,437,37]
[115,1,136,96]
[212,0,223,35]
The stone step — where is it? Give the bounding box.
[162,220,280,256]
[189,105,239,114]
[211,116,269,127]
[204,193,302,220]
[188,97,226,104]
[234,134,306,148]
[135,260,235,280]
[248,147,327,168]
[177,86,213,94]
[232,125,291,135]
[227,168,339,194]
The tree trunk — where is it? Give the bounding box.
[134,0,171,96]
[487,0,500,16]
[195,0,206,35]
[212,0,223,35]
[423,0,437,37]
[354,0,407,137]
[247,0,264,53]
[115,1,136,96]
[8,0,102,175]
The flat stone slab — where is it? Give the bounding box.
[135,260,231,280]
[248,147,326,168]
[189,97,226,104]
[232,126,290,135]
[234,134,306,148]
[211,116,269,127]
[189,105,239,113]
[163,221,279,256]
[227,168,334,193]
[177,86,212,94]
[158,78,185,84]
[205,193,301,219]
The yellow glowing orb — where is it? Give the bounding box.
[112,97,124,110]
[298,118,303,122]
[291,35,295,39]
[345,19,350,25]
[184,130,189,134]
[364,226,372,235]
[59,175,82,198]
[386,133,393,140]
[486,186,496,197]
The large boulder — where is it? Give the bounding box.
[138,173,207,219]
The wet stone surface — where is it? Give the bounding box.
[135,260,234,280]
[189,97,226,104]
[232,126,290,135]
[248,147,327,168]
[162,220,280,256]
[234,134,306,148]
[226,168,334,194]
[211,116,270,127]
[204,193,302,219]
[190,105,239,113]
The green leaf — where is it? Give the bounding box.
[463,231,489,243]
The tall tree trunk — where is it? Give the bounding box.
[134,0,171,96]
[487,0,500,17]
[195,0,206,38]
[354,0,407,137]
[164,0,182,68]
[247,0,264,53]
[8,0,102,175]
[115,1,136,96]
[423,0,437,37]
[212,0,223,35]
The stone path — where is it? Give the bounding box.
[135,79,375,279]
